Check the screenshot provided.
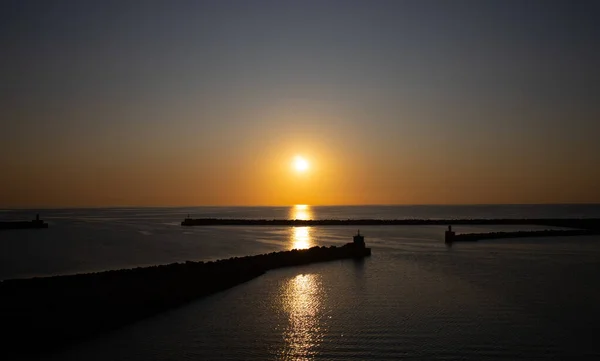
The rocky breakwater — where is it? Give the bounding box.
[0,239,370,358]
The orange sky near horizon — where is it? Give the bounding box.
[2,102,599,207]
[3,140,599,207]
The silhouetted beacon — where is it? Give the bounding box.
[445,225,455,244]
[353,230,365,247]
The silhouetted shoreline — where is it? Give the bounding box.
[0,242,370,358]
[181,217,600,229]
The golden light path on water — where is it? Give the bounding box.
[279,274,325,360]
[278,205,324,359]
[289,205,314,250]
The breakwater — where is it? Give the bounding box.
[181,217,600,229]
[448,229,599,243]
[0,215,48,230]
[0,242,370,357]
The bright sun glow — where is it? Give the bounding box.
[293,156,309,172]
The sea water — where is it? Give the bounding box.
[1,205,599,360]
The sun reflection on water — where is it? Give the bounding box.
[289,205,314,250]
[280,274,324,360]
[290,204,312,221]
[292,227,312,250]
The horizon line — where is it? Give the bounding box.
[3,202,600,210]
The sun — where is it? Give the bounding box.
[293,156,309,172]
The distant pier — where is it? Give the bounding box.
[0,214,48,230]
[445,228,599,244]
[181,217,600,229]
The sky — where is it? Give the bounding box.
[1,0,599,207]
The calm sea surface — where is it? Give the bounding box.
[2,205,600,360]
